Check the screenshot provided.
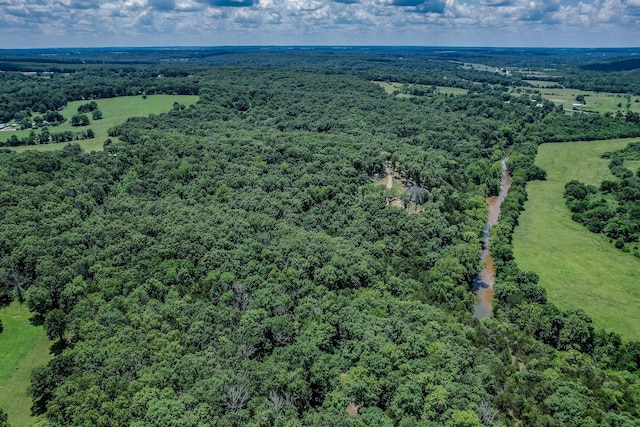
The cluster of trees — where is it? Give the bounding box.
[0,54,639,425]
[15,110,67,130]
[77,101,98,114]
[77,101,103,121]
[522,107,640,142]
[70,114,90,127]
[0,128,95,147]
[563,143,640,255]
[558,73,640,96]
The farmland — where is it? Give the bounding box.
[373,81,468,97]
[536,88,640,114]
[513,138,640,341]
[1,95,199,152]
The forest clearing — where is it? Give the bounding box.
[537,88,640,114]
[2,95,199,152]
[373,81,468,97]
[0,302,51,426]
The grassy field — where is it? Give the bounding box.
[373,77,639,115]
[626,160,640,173]
[2,94,199,152]
[513,138,640,341]
[373,81,468,97]
[9,138,105,153]
[459,62,498,73]
[536,88,639,114]
[0,302,52,426]
[436,86,468,96]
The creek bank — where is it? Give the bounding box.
[473,158,512,319]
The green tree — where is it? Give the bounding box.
[543,385,596,427]
[26,286,55,320]
[450,409,482,427]
[44,308,67,342]
[390,381,423,419]
[77,101,97,113]
[0,408,9,427]
[558,310,594,354]
[338,366,379,407]
[71,114,89,126]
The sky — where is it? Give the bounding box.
[0,0,639,48]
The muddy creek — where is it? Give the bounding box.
[473,158,512,319]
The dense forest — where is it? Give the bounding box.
[1,49,640,426]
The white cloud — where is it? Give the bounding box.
[0,0,638,46]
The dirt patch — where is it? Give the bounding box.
[346,402,362,416]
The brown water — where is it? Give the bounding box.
[473,158,512,318]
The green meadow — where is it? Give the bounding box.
[373,81,468,97]
[538,88,640,114]
[436,86,469,96]
[513,138,640,341]
[2,94,199,152]
[0,302,52,427]
[459,62,498,73]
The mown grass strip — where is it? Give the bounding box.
[513,138,640,341]
[0,302,52,426]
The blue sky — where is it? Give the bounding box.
[0,0,639,47]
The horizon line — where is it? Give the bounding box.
[1,45,640,51]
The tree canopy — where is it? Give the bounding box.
[0,51,639,426]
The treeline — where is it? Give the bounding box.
[1,64,639,426]
[524,108,640,142]
[0,128,95,147]
[558,70,640,96]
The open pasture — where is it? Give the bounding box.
[0,302,52,426]
[2,94,199,152]
[373,81,468,97]
[458,62,499,73]
[437,86,469,96]
[513,138,640,341]
[537,88,639,114]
